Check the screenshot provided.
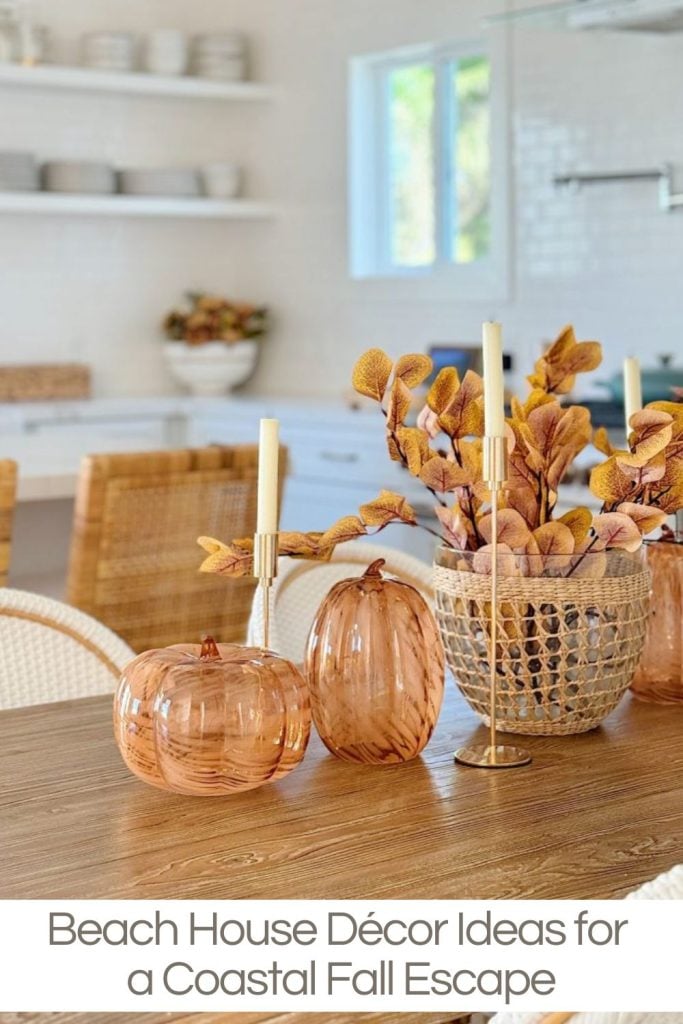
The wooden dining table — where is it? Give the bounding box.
[1,687,682,1024]
[2,685,682,901]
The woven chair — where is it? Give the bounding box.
[247,540,434,662]
[67,445,281,653]
[0,588,134,709]
[490,864,683,1024]
[0,459,17,588]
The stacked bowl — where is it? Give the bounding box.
[118,167,200,198]
[82,31,136,71]
[192,33,247,81]
[42,161,116,194]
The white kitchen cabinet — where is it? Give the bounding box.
[0,395,599,597]
[194,406,435,559]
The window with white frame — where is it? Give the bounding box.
[349,40,505,288]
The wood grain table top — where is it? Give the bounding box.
[1,687,681,903]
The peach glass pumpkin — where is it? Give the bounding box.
[305,559,445,764]
[114,637,310,795]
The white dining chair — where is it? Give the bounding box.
[0,588,135,710]
[247,539,434,663]
[489,864,683,1024]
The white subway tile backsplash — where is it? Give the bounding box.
[0,0,681,400]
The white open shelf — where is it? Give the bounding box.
[0,192,275,219]
[0,62,275,101]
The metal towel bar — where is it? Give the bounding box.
[554,163,683,211]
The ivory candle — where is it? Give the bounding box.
[482,321,505,437]
[623,357,642,434]
[257,418,279,534]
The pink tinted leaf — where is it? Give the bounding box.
[472,543,519,577]
[592,512,642,552]
[477,508,531,549]
[616,502,668,537]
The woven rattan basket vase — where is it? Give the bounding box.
[434,546,650,735]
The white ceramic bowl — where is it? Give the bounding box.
[82,31,136,71]
[193,32,246,56]
[42,160,116,194]
[194,56,246,81]
[119,167,200,198]
[164,340,259,396]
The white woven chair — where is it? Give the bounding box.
[489,865,683,1024]
[0,588,135,710]
[247,540,434,663]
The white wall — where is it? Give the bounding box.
[1,0,682,398]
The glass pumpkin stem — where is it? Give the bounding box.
[363,559,386,579]
[199,636,221,661]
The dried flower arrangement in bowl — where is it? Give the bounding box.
[198,325,683,734]
[162,292,268,396]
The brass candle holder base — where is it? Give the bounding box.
[454,435,532,771]
[454,744,532,769]
[253,532,278,650]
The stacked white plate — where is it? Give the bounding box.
[42,161,116,194]
[82,31,136,71]
[0,151,39,192]
[192,32,247,81]
[118,167,200,198]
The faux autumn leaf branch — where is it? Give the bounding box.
[589,403,683,520]
[355,346,488,551]
[197,489,421,578]
[350,327,681,575]
[198,324,683,581]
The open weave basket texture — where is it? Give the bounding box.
[434,552,650,735]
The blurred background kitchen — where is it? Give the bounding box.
[1,0,682,602]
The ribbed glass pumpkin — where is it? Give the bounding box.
[304,560,445,764]
[114,637,310,795]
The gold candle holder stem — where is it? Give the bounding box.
[253,532,278,650]
[489,477,500,760]
[454,436,532,770]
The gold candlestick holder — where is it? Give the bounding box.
[253,532,278,649]
[454,436,532,770]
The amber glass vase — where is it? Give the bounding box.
[631,525,683,704]
[114,637,311,795]
[304,559,445,764]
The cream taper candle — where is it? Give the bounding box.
[257,418,279,534]
[482,321,505,437]
[623,357,642,434]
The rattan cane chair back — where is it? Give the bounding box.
[67,446,278,653]
[0,460,17,588]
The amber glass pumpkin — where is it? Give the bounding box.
[114,637,311,795]
[305,559,445,764]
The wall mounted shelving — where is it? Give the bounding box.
[0,62,275,101]
[0,192,274,219]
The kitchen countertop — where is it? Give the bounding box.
[0,394,375,427]
[0,395,381,502]
[0,394,602,508]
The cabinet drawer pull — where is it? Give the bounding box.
[319,450,359,464]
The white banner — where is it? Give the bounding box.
[0,899,680,1012]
